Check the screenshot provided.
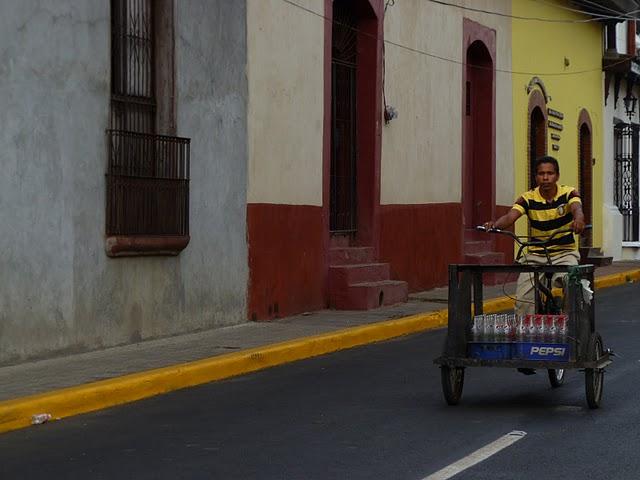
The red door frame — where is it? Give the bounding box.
[578,109,593,247]
[461,19,496,241]
[323,0,384,250]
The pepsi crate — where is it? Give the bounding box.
[512,342,571,362]
[467,342,513,360]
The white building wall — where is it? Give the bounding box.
[380,0,513,206]
[246,0,325,206]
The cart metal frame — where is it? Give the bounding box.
[434,263,610,370]
[434,263,611,408]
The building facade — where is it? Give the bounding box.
[246,0,514,320]
[511,0,604,253]
[602,17,640,260]
[0,0,249,363]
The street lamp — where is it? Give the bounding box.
[623,91,637,120]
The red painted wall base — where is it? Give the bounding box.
[379,203,514,292]
[247,204,326,321]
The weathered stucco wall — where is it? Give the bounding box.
[380,0,513,205]
[246,0,325,206]
[0,0,248,364]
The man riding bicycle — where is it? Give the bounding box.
[483,155,586,317]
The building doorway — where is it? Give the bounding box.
[578,111,593,246]
[330,2,358,235]
[529,106,546,189]
[463,40,494,231]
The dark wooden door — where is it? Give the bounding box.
[330,4,358,234]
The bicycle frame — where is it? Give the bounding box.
[477,225,592,314]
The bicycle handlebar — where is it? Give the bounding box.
[476,224,592,247]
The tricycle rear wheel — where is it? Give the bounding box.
[547,368,565,387]
[441,366,464,405]
[585,332,604,409]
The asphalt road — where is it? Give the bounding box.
[1,283,639,480]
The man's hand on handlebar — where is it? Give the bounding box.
[571,218,586,234]
[482,221,497,231]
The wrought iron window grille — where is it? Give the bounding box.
[108,0,190,239]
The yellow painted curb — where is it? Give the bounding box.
[1,268,638,435]
[0,310,447,434]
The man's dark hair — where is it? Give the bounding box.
[534,155,560,175]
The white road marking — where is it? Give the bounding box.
[422,430,527,480]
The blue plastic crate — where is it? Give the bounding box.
[512,342,571,362]
[467,342,513,360]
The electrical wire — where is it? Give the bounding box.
[425,0,638,23]
[281,0,630,77]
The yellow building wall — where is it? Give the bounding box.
[512,0,603,246]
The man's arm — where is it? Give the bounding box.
[570,201,585,234]
[483,207,523,230]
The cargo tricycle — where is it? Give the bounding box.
[433,226,612,409]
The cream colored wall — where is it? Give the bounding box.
[380,0,513,205]
[247,0,324,206]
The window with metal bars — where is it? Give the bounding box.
[107,0,190,243]
[614,123,640,242]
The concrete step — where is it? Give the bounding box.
[464,251,507,286]
[329,247,375,265]
[464,240,493,254]
[580,246,613,266]
[329,263,391,288]
[331,280,409,310]
[464,251,504,264]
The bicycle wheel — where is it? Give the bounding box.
[585,332,604,409]
[547,368,565,387]
[441,366,464,406]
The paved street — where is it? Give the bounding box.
[2,283,639,480]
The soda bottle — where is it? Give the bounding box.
[557,314,568,340]
[484,314,495,342]
[472,314,484,341]
[547,315,558,342]
[534,314,545,340]
[503,313,514,340]
[525,314,536,341]
[515,314,526,341]
[31,413,52,425]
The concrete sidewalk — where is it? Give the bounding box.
[1,261,639,434]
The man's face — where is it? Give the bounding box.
[535,162,559,192]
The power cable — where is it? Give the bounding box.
[532,0,636,20]
[425,0,637,23]
[281,0,630,77]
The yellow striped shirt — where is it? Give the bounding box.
[512,184,581,255]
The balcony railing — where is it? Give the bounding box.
[106,129,190,236]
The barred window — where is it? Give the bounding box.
[111,0,156,134]
[107,0,190,254]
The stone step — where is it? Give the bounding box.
[330,280,408,310]
[329,247,375,265]
[329,263,390,288]
[464,251,508,286]
[580,246,613,266]
[464,251,504,264]
[464,240,493,254]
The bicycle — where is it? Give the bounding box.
[477,225,592,389]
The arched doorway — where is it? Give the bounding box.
[463,40,494,231]
[328,0,380,247]
[330,2,358,235]
[578,110,593,247]
[528,90,547,189]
